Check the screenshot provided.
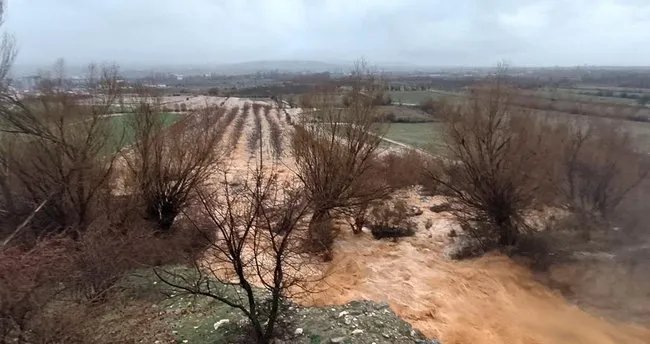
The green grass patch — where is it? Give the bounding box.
[389,90,461,105]
[105,112,180,153]
[383,122,445,152]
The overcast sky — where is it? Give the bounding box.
[4,0,650,67]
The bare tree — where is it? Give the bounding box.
[290,61,389,253]
[123,92,225,231]
[155,159,316,344]
[0,63,125,235]
[555,119,649,218]
[429,71,553,247]
[0,0,18,214]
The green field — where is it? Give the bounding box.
[389,90,461,105]
[106,112,180,152]
[382,122,445,152]
[535,88,641,106]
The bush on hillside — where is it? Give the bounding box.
[368,200,417,240]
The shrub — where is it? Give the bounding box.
[378,150,430,190]
[552,119,650,218]
[230,106,246,148]
[0,239,76,342]
[419,97,437,115]
[264,105,283,158]
[123,97,225,231]
[430,77,554,247]
[291,104,387,251]
[0,66,124,236]
[248,103,263,153]
[368,200,416,240]
[242,101,251,114]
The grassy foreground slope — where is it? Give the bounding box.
[383,122,445,152]
[87,268,440,344]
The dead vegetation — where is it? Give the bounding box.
[0,59,212,342]
[122,93,225,231]
[428,75,552,247]
[290,63,389,254]
[367,199,417,240]
[420,67,650,263]
[0,64,124,239]
[230,106,246,148]
[264,105,283,158]
[156,155,319,344]
[248,102,263,153]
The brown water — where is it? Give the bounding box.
[299,226,650,344]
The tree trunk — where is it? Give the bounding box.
[146,202,178,231]
[240,277,267,344]
[351,205,368,234]
[307,209,333,253]
[498,222,518,246]
[0,175,15,214]
[264,290,281,341]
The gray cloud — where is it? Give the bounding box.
[5,0,650,67]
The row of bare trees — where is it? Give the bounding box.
[230,106,246,148]
[248,102,263,153]
[264,104,284,158]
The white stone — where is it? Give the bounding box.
[351,329,364,335]
[294,328,304,335]
[213,319,230,330]
[338,310,349,318]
